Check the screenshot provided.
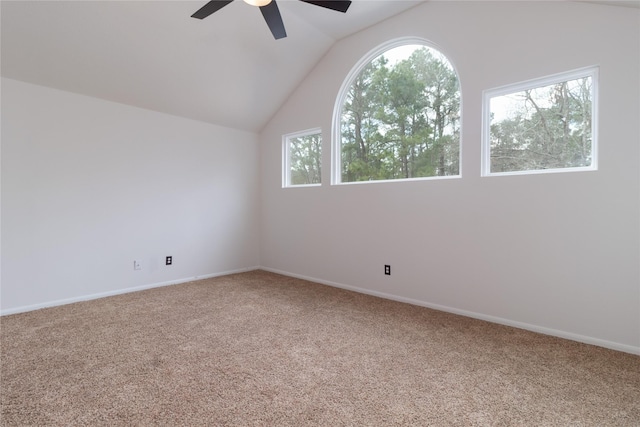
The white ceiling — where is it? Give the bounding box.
[1,0,426,132]
[2,0,637,133]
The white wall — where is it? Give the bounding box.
[1,78,260,313]
[259,1,640,353]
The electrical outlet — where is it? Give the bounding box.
[385,265,391,275]
[166,256,172,266]
[134,260,142,271]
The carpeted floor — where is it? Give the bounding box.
[1,270,639,426]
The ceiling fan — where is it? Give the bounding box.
[191,0,352,40]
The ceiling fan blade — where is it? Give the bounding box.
[260,1,287,40]
[191,0,234,19]
[298,0,352,13]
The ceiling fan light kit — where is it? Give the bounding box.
[191,0,353,40]
[243,0,272,7]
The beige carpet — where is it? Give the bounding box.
[1,270,639,426]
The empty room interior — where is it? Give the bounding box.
[1,0,639,424]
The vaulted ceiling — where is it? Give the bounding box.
[2,0,637,133]
[1,0,426,132]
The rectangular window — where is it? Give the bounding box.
[482,67,598,176]
[283,128,322,187]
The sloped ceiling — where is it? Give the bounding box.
[1,0,637,133]
[1,0,426,132]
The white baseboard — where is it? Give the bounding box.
[259,266,640,356]
[0,266,260,316]
[4,265,637,356]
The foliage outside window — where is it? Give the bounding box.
[283,129,322,187]
[335,42,461,183]
[483,67,598,176]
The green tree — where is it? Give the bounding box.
[411,48,461,176]
[290,133,321,185]
[341,59,385,181]
[340,46,460,182]
[375,59,429,179]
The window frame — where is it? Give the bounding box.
[331,36,463,185]
[481,66,599,177]
[282,127,323,188]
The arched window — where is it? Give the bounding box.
[332,38,461,184]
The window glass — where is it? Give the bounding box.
[483,67,598,176]
[335,42,461,184]
[283,129,322,187]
